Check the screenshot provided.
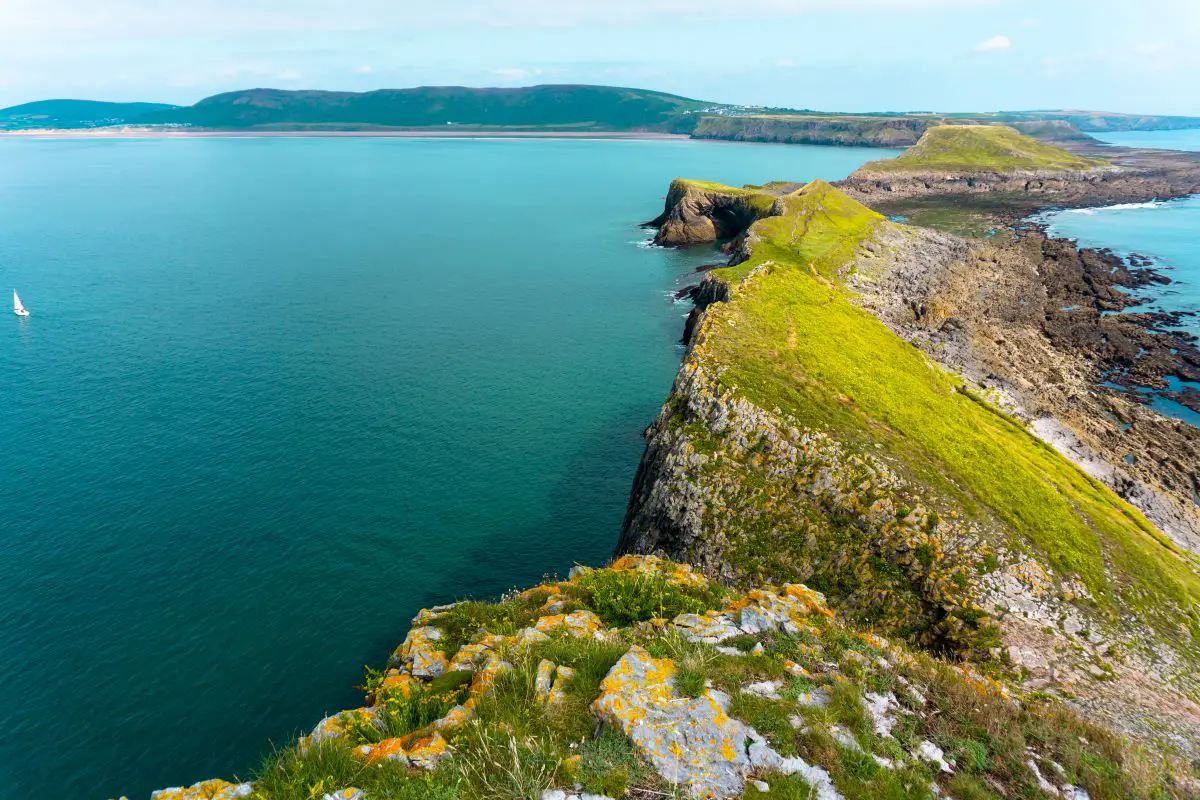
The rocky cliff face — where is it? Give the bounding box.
[648,179,783,246]
[838,165,1200,207]
[691,115,931,148]
[620,180,1200,767]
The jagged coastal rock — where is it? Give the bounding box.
[648,179,783,246]
[128,557,1192,799]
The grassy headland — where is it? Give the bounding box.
[859,125,1105,173]
[646,179,1200,653]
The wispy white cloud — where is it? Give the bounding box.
[974,34,1012,52]
[491,67,536,82]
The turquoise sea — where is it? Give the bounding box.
[0,136,896,799]
[1042,128,1200,426]
[1094,129,1200,151]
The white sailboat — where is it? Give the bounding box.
[13,289,29,317]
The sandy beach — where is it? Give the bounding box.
[0,126,691,140]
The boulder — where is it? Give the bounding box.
[150,781,254,800]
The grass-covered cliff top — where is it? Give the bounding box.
[860,125,1105,173]
[696,180,1199,649]
[137,557,1194,800]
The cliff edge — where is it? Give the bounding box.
[128,557,1197,800]
[621,180,1200,764]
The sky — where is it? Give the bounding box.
[1,0,1198,114]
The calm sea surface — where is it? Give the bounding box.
[1042,128,1200,425]
[1093,128,1200,151]
[0,136,896,799]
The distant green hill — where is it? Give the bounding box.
[0,99,178,129]
[992,109,1200,132]
[139,85,712,131]
[862,124,1105,173]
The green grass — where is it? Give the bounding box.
[429,600,543,655]
[253,741,461,800]
[863,124,1104,173]
[245,557,1194,800]
[572,565,725,627]
[694,179,1200,649]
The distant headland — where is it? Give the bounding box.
[4,85,1200,144]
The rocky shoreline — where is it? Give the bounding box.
[1021,222,1200,415]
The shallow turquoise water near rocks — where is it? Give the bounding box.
[1042,128,1200,426]
[1094,128,1200,151]
[0,136,896,799]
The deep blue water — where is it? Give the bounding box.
[1041,127,1200,425]
[0,136,896,800]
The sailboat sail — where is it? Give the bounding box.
[13,290,28,316]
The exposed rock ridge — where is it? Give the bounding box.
[837,164,1200,207]
[621,182,1200,760]
[843,222,1200,550]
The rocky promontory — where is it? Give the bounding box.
[621,176,1200,772]
[838,124,1200,207]
[647,179,784,246]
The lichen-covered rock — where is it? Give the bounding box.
[322,790,364,800]
[391,626,447,679]
[511,626,552,649]
[916,740,953,773]
[377,671,418,699]
[548,665,575,705]
[541,791,617,800]
[360,737,409,765]
[447,634,505,672]
[534,609,605,637]
[468,653,512,699]
[304,707,380,748]
[411,603,459,627]
[863,691,901,738]
[150,780,254,800]
[592,646,752,797]
[535,659,556,700]
[673,611,742,644]
[609,554,710,590]
[433,703,474,730]
[406,732,451,770]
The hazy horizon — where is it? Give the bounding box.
[2,0,1198,115]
